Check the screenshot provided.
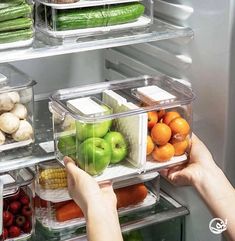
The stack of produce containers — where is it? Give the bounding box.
[0,168,35,241]
[0,0,34,49]
[34,160,159,240]
[34,0,153,43]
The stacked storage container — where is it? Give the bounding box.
[34,0,153,44]
[34,160,160,240]
[0,0,34,50]
[0,168,35,241]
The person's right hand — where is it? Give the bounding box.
[64,156,117,218]
[160,133,219,187]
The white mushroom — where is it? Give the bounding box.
[0,93,14,112]
[0,113,20,134]
[12,120,33,142]
[10,103,27,120]
[7,92,20,104]
[0,130,5,145]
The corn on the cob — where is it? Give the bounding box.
[39,168,67,189]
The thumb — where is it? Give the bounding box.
[64,156,77,188]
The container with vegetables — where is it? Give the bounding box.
[0,0,34,50]
[0,64,36,151]
[35,0,153,42]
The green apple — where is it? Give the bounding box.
[104,131,128,164]
[77,137,111,175]
[76,105,112,141]
[57,135,76,158]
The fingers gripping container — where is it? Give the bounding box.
[49,75,195,181]
[0,64,36,153]
[0,168,35,241]
[34,160,160,240]
[34,0,153,44]
[0,0,34,50]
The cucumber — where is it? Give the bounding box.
[0,28,33,44]
[0,0,26,10]
[54,3,145,30]
[0,18,33,33]
[0,4,32,22]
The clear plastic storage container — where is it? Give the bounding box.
[0,168,35,241]
[0,64,36,152]
[0,0,34,50]
[35,0,153,42]
[35,165,159,236]
[49,76,195,178]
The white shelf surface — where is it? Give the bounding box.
[0,19,193,63]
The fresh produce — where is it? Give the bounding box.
[151,123,172,146]
[0,4,31,22]
[147,111,158,130]
[0,17,32,33]
[56,201,84,222]
[123,230,143,241]
[104,131,128,164]
[55,183,148,222]
[54,2,145,30]
[0,93,15,112]
[2,188,33,240]
[57,135,76,157]
[0,28,33,44]
[10,103,27,119]
[77,137,111,175]
[7,92,20,104]
[12,120,33,141]
[39,167,67,189]
[76,117,112,141]
[146,110,190,162]
[0,112,20,134]
[115,183,148,209]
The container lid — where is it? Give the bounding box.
[1,168,35,197]
[0,64,36,93]
[50,75,195,122]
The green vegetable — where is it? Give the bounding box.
[0,0,26,10]
[123,230,143,241]
[0,18,32,33]
[54,3,145,30]
[0,4,32,22]
[0,28,33,44]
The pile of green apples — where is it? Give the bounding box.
[58,109,128,175]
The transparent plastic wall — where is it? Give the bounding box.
[50,75,195,180]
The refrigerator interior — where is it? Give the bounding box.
[0,0,234,240]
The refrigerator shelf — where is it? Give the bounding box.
[0,18,193,64]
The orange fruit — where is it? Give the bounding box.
[151,123,172,145]
[147,111,158,130]
[171,138,189,156]
[157,109,166,121]
[162,111,181,125]
[146,135,155,155]
[168,117,190,138]
[152,143,175,162]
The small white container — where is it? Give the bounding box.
[0,64,36,152]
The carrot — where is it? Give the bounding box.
[115,183,148,209]
[53,200,71,210]
[55,200,84,222]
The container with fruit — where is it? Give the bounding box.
[0,64,36,152]
[50,75,195,179]
[0,168,35,241]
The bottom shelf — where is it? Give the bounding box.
[34,191,189,241]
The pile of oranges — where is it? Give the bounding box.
[146,110,190,162]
